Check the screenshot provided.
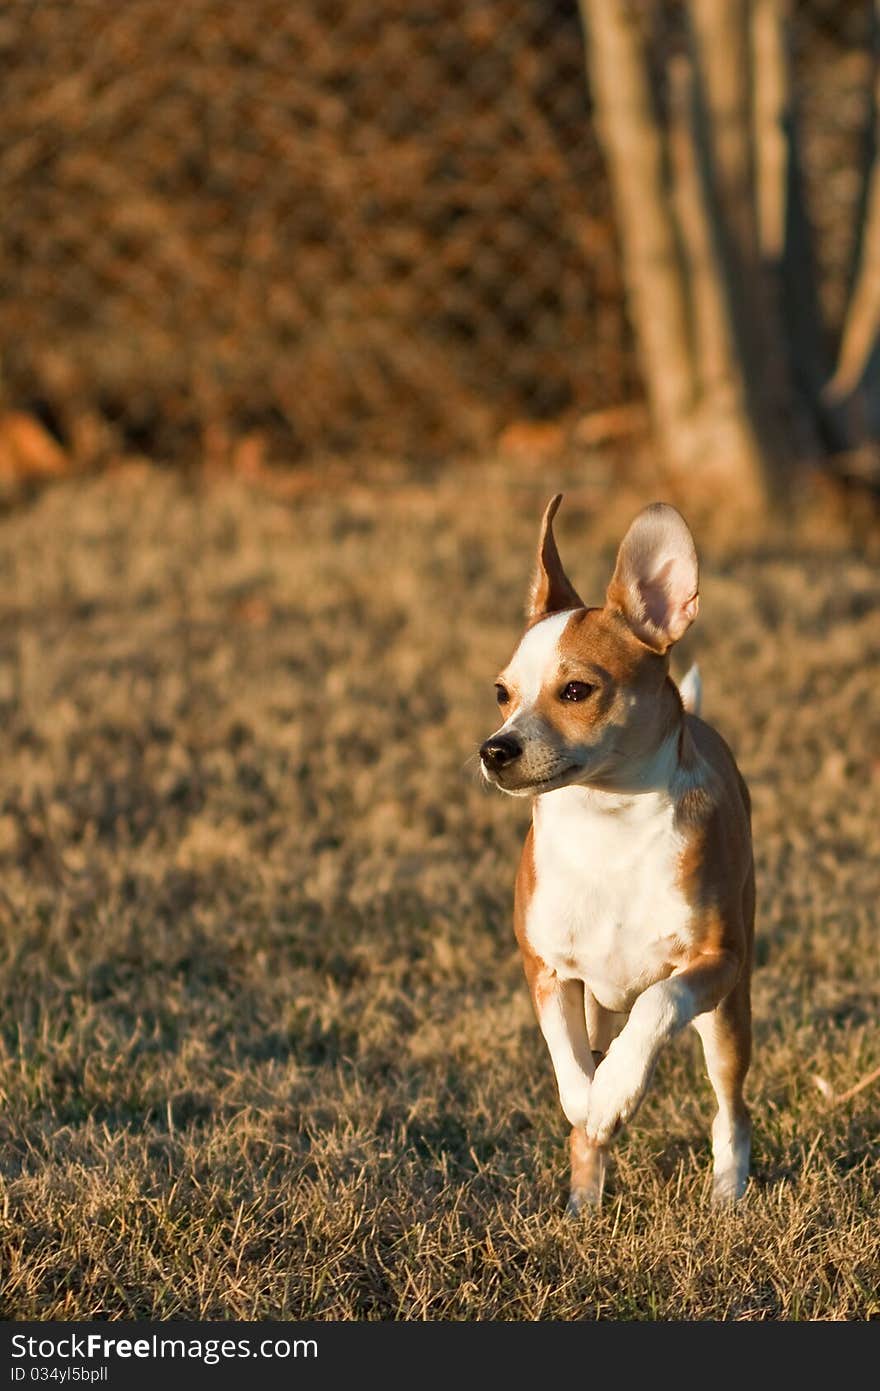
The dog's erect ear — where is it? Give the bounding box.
[605,503,699,653]
[528,494,583,623]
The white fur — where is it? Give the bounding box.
[527,777,702,1145]
[678,664,702,715]
[487,609,583,793]
[527,781,693,1013]
[535,979,595,1127]
[501,609,576,709]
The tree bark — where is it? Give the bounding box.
[580,0,877,513]
[579,0,695,450]
[689,0,758,274]
[752,0,788,263]
[581,0,771,513]
[827,0,880,434]
[667,54,768,509]
[751,0,849,452]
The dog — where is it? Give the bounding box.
[480,497,754,1211]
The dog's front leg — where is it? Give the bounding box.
[585,951,740,1146]
[526,965,595,1125]
[522,958,606,1210]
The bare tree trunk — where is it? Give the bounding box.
[752,0,849,452]
[827,0,880,434]
[580,0,771,513]
[668,55,739,401]
[689,0,758,273]
[692,0,821,471]
[667,54,768,508]
[578,0,695,451]
[752,0,788,262]
[580,0,879,514]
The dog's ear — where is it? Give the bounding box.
[528,494,583,623]
[605,503,699,653]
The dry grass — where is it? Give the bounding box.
[0,461,878,1320]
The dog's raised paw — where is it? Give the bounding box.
[584,1051,649,1145]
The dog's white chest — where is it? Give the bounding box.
[526,785,693,1013]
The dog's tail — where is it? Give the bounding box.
[678,664,702,716]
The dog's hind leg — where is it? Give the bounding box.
[692,971,752,1204]
[584,988,625,1060]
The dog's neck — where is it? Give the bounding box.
[536,728,688,820]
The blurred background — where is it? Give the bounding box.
[1,0,879,1321]
[1,0,879,521]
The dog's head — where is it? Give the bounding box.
[480,496,699,796]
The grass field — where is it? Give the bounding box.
[0,461,878,1320]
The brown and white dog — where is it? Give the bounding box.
[480,497,754,1211]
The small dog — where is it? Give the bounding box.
[480,497,754,1211]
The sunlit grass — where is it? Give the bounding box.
[0,463,877,1319]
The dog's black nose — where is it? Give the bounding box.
[480,735,523,771]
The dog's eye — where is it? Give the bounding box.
[560,681,594,702]
[495,683,510,705]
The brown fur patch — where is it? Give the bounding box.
[513,827,556,1012]
[528,494,583,623]
[674,714,755,972]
